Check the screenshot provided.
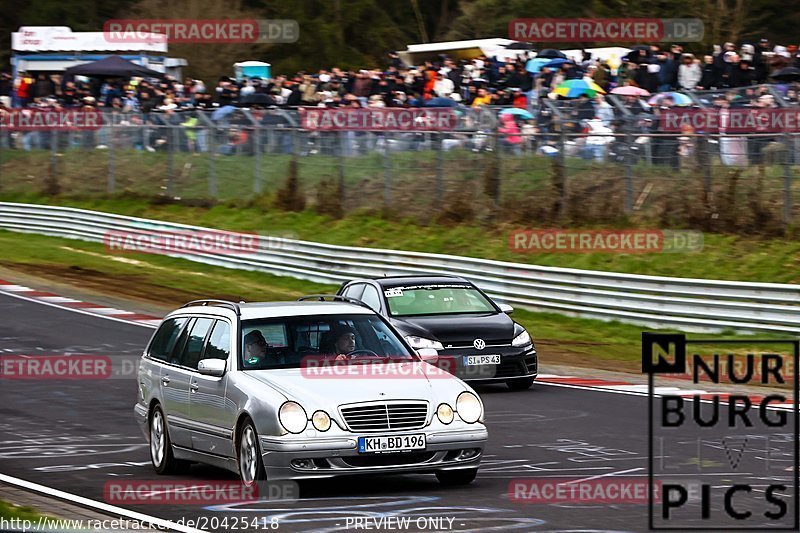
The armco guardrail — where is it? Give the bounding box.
[1,202,798,334]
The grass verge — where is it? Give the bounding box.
[2,192,800,284]
[0,499,48,520]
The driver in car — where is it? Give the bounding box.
[333,326,357,361]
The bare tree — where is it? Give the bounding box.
[124,0,272,81]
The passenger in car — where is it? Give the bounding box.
[243,330,270,367]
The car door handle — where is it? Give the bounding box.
[190,383,199,392]
[161,376,171,385]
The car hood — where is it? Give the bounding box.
[243,362,465,410]
[391,312,515,345]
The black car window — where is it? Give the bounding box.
[342,283,365,301]
[203,320,231,362]
[177,317,214,370]
[240,314,413,370]
[149,317,188,361]
[386,284,496,316]
[360,285,382,312]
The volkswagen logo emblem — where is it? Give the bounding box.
[473,339,486,350]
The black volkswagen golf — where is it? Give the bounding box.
[336,275,538,390]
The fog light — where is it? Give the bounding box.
[457,448,480,460]
[291,459,315,470]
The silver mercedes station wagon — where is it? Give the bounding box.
[134,298,488,485]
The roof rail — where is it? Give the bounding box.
[297,294,372,309]
[181,299,241,315]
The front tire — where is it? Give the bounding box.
[506,376,534,391]
[436,468,478,486]
[238,419,266,486]
[150,405,189,474]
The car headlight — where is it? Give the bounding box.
[405,336,444,351]
[437,403,454,424]
[512,329,532,347]
[312,410,331,432]
[279,401,308,434]
[456,391,482,424]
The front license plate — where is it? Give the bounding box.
[464,355,501,366]
[358,434,426,454]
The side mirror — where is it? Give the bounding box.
[417,348,439,364]
[198,358,226,377]
[499,303,514,314]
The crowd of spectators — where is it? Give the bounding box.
[1,38,798,164]
[1,39,798,114]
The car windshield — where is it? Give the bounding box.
[385,284,497,317]
[240,313,414,370]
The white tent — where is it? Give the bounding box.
[398,39,630,71]
[398,39,526,65]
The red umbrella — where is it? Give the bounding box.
[610,86,651,96]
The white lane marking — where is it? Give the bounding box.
[0,473,206,533]
[0,290,157,329]
[560,467,645,485]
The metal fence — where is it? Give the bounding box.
[1,106,799,228]
[1,201,799,334]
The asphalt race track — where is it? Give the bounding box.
[0,291,796,532]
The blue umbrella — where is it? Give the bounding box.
[425,97,459,107]
[544,58,572,69]
[211,105,238,120]
[499,108,534,119]
[525,58,550,73]
[647,92,693,106]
